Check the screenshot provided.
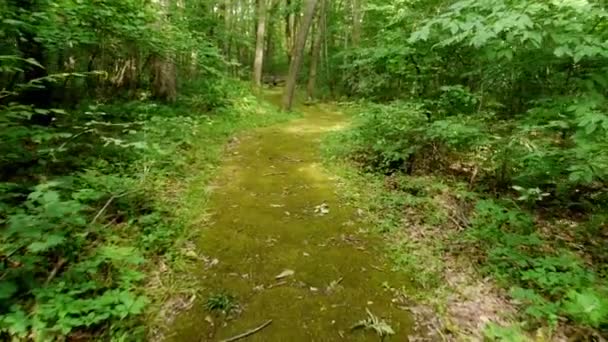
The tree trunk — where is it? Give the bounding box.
[307,0,324,100]
[351,0,362,46]
[285,0,297,65]
[12,0,52,108]
[253,0,267,86]
[282,0,318,111]
[223,0,232,58]
[264,0,279,74]
[151,55,177,102]
[264,20,274,74]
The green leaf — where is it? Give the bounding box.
[563,290,608,327]
[1,307,30,336]
[28,234,66,252]
[25,58,45,69]
[0,281,18,300]
[408,24,431,43]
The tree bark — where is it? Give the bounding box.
[307,0,325,100]
[253,0,267,87]
[282,0,318,111]
[223,0,232,58]
[351,0,362,46]
[264,0,279,74]
[285,0,298,66]
[151,55,177,102]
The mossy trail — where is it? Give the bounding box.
[167,90,414,341]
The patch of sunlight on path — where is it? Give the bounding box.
[166,89,415,341]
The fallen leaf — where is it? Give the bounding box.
[275,269,295,280]
[314,203,330,216]
[326,277,344,293]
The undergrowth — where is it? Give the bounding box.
[322,96,608,339]
[0,81,294,341]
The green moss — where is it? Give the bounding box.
[165,91,415,340]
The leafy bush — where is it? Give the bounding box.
[466,200,607,329]
[349,101,428,172]
[0,73,272,339]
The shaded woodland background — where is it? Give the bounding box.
[2,0,608,340]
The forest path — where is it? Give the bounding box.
[167,89,414,341]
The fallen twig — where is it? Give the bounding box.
[447,215,465,230]
[45,258,67,285]
[263,172,287,176]
[219,320,273,342]
[90,191,132,226]
[281,156,303,163]
[370,265,384,272]
[267,280,287,289]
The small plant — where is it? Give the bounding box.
[205,292,237,314]
[483,323,528,342]
[512,186,550,205]
[351,308,395,341]
[562,289,608,328]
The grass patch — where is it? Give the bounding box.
[322,130,451,302]
[205,293,237,314]
[321,100,608,340]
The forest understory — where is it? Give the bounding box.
[2,0,608,340]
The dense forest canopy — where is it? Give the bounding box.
[1,0,608,340]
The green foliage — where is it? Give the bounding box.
[0,66,285,338]
[348,101,427,172]
[205,293,237,314]
[347,100,492,175]
[328,0,608,336]
[465,199,608,329]
[351,308,395,340]
[484,323,529,342]
[563,289,608,328]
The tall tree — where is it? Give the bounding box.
[351,0,362,46]
[307,0,325,100]
[253,0,267,86]
[264,0,280,73]
[282,0,318,110]
[285,0,296,65]
[223,0,233,58]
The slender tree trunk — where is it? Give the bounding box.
[282,0,318,111]
[264,21,273,74]
[223,0,232,58]
[351,0,362,46]
[151,0,177,102]
[285,0,295,65]
[264,0,279,74]
[253,0,267,86]
[324,0,334,96]
[307,0,324,100]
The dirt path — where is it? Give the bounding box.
[167,90,414,341]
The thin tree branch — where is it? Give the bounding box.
[219,320,273,342]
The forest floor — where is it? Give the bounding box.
[160,89,437,341]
